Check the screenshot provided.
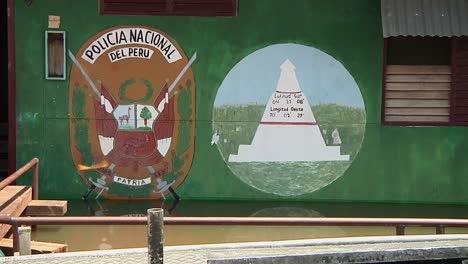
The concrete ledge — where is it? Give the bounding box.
[207,235,468,264]
[3,235,468,264]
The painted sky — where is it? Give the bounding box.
[214,44,365,108]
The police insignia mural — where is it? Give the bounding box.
[69,26,196,199]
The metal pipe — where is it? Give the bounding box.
[0,158,39,199]
[0,216,146,225]
[2,216,468,228]
[147,208,164,264]
[12,225,19,253]
[32,159,39,200]
[436,225,446,234]
[396,225,406,235]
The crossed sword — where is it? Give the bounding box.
[69,49,197,200]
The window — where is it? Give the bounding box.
[99,0,238,17]
[45,31,66,80]
[382,36,468,126]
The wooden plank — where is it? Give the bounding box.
[385,91,450,99]
[454,82,468,90]
[23,200,67,216]
[453,98,468,106]
[386,65,451,75]
[0,186,32,238]
[0,239,67,255]
[452,114,468,122]
[385,108,450,116]
[454,74,468,81]
[386,74,451,83]
[452,90,468,98]
[452,107,468,114]
[385,82,451,91]
[385,115,449,122]
[385,99,450,108]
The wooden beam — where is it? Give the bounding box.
[386,65,451,75]
[0,239,67,255]
[385,91,450,99]
[385,82,451,91]
[385,99,450,108]
[385,115,450,122]
[0,186,32,238]
[386,74,451,83]
[385,107,450,116]
[23,200,67,217]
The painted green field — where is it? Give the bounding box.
[212,104,366,196]
[213,104,365,160]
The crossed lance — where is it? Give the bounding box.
[69,50,197,200]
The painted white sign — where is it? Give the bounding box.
[108,47,154,62]
[48,15,60,29]
[113,176,152,186]
[81,27,182,64]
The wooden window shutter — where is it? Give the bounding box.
[383,65,451,124]
[99,0,238,17]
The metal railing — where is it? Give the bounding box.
[3,215,468,255]
[0,158,40,253]
[1,215,468,234]
[2,158,468,256]
[0,158,39,200]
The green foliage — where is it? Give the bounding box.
[212,104,264,159]
[177,82,192,120]
[177,121,191,156]
[140,106,152,124]
[213,104,366,160]
[166,81,194,181]
[172,151,186,177]
[312,104,366,158]
[136,127,152,131]
[175,81,193,157]
[229,161,351,196]
[213,104,264,122]
[119,78,154,103]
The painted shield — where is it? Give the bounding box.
[69,26,196,200]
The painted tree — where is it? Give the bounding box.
[140,106,152,127]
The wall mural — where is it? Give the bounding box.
[69,26,196,200]
[213,44,366,196]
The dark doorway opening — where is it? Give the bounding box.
[1,0,9,178]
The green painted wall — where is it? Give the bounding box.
[15,0,468,204]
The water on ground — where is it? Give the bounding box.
[31,199,468,252]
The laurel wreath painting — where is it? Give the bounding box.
[119,78,155,103]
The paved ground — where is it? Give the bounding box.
[2,235,468,263]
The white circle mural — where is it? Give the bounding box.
[212,44,366,196]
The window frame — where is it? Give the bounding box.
[381,37,466,126]
[99,0,239,17]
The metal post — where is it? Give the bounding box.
[12,225,19,253]
[32,159,39,200]
[436,225,446,234]
[396,225,406,235]
[18,226,31,255]
[148,208,164,264]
